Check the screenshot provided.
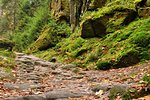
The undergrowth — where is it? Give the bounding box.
[35,18,150,69]
[0,49,15,68]
[12,0,49,51]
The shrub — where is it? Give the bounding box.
[96,60,112,70]
[143,74,150,86]
[13,0,49,51]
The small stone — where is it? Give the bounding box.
[46,90,86,99]
[71,76,84,79]
[3,83,42,90]
[61,64,77,70]
[51,71,61,75]
[8,95,46,100]
[95,90,104,96]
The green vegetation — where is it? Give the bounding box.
[26,19,71,53]
[0,39,15,50]
[0,0,149,99]
[0,49,16,68]
[0,0,149,70]
[109,85,131,100]
[34,18,150,70]
[12,0,49,51]
[143,74,150,86]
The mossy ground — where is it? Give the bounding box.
[0,49,15,68]
[35,18,150,69]
[10,0,150,70]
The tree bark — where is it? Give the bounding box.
[70,0,76,32]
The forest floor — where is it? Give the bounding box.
[0,52,150,100]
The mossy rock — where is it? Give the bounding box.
[109,85,131,100]
[93,18,150,69]
[27,28,59,53]
[96,18,150,69]
[96,60,112,70]
[81,5,137,38]
[27,20,71,53]
[96,49,140,69]
[0,50,15,67]
[114,50,140,68]
[0,39,15,51]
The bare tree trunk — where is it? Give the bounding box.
[69,0,76,32]
[13,0,17,33]
[0,3,3,16]
[69,0,90,32]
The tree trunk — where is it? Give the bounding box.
[70,0,76,32]
[69,0,90,32]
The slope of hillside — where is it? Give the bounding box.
[22,0,150,70]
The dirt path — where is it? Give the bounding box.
[0,53,150,100]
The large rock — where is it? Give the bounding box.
[27,28,59,52]
[81,17,107,38]
[46,89,86,99]
[114,50,140,68]
[81,6,137,38]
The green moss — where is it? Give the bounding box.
[26,19,71,53]
[81,3,137,38]
[33,0,150,69]
[109,86,131,100]
[96,18,150,69]
[143,74,150,86]
[13,0,50,52]
[0,49,15,68]
[27,27,57,53]
[34,18,150,69]
[96,60,112,70]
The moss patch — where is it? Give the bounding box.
[109,85,131,100]
[0,49,15,68]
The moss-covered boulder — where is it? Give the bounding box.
[81,6,137,38]
[27,28,57,52]
[96,18,150,69]
[0,49,15,67]
[0,39,15,51]
[27,21,71,53]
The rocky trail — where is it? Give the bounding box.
[0,53,150,100]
